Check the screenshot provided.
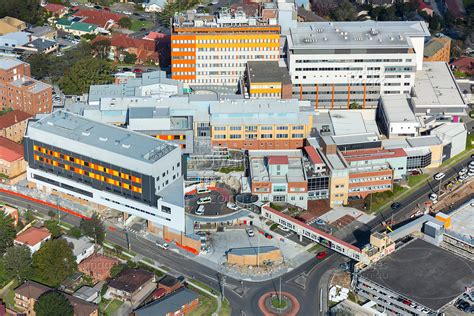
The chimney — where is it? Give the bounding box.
[14,115,17,123]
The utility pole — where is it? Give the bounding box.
[257,231,260,268]
[220,274,227,302]
[56,195,61,225]
[279,276,282,304]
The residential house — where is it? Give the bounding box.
[1,204,19,226]
[44,3,69,18]
[424,37,451,62]
[0,32,30,54]
[23,38,58,54]
[78,254,120,282]
[157,275,182,295]
[62,236,95,264]
[0,110,32,142]
[72,9,126,30]
[27,26,57,40]
[0,136,27,183]
[0,17,26,36]
[451,56,474,76]
[14,280,99,316]
[107,269,156,308]
[56,19,98,36]
[142,0,166,12]
[92,34,159,64]
[132,287,199,316]
[418,0,434,16]
[14,227,51,254]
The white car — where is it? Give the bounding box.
[458,168,468,176]
[195,205,205,215]
[156,241,168,250]
[468,171,474,177]
[429,193,438,201]
[226,202,239,210]
[469,161,474,168]
[434,172,445,181]
[278,225,290,232]
[246,228,255,237]
[197,196,211,205]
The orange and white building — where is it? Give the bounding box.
[171,9,280,88]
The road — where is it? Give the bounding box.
[0,155,472,315]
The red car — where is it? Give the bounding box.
[133,68,143,73]
[316,251,327,260]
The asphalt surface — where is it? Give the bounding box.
[0,154,472,315]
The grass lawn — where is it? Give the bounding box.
[188,280,216,295]
[104,299,123,316]
[219,165,244,173]
[188,292,218,316]
[307,243,323,253]
[130,19,153,32]
[407,174,429,187]
[219,298,232,316]
[467,133,474,150]
[367,185,408,213]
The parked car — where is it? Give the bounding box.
[429,193,438,201]
[197,196,211,205]
[434,172,445,181]
[315,219,325,225]
[316,251,327,260]
[458,168,468,176]
[246,228,255,237]
[278,225,290,232]
[195,205,205,215]
[133,68,143,73]
[391,202,402,210]
[226,202,239,210]
[411,170,421,176]
[156,241,168,250]
[469,160,474,168]
[197,187,211,194]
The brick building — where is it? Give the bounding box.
[423,37,451,63]
[0,58,52,115]
[0,110,32,142]
[78,254,120,283]
[0,136,27,183]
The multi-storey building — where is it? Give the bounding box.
[171,9,280,88]
[286,21,430,109]
[24,110,185,233]
[0,109,32,142]
[0,58,52,115]
[243,61,292,99]
[248,150,308,208]
[209,99,312,150]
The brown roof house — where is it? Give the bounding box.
[14,280,98,316]
[106,269,156,308]
[132,287,200,316]
[78,253,120,283]
[0,110,32,143]
[157,275,182,295]
[14,226,51,254]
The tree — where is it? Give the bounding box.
[58,57,114,95]
[110,263,127,278]
[44,220,61,238]
[311,0,338,17]
[79,213,105,245]
[68,227,82,238]
[123,52,137,64]
[349,102,362,109]
[35,291,73,316]
[91,39,111,60]
[0,0,46,25]
[330,0,357,21]
[32,239,77,287]
[118,17,132,29]
[0,210,16,256]
[3,245,32,282]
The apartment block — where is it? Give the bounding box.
[209,99,312,150]
[24,110,186,232]
[287,21,430,109]
[171,9,280,87]
[248,150,308,208]
[0,58,52,115]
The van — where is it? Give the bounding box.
[197,187,211,194]
[197,196,212,205]
[434,172,445,181]
[195,205,205,215]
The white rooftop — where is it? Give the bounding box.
[288,21,430,49]
[0,57,25,70]
[412,62,467,108]
[381,95,418,124]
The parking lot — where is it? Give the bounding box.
[185,188,236,217]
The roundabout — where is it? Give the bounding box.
[258,291,300,316]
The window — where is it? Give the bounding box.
[214,126,226,131]
[162,206,171,214]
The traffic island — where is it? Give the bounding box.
[259,292,300,316]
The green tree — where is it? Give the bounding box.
[330,0,357,21]
[79,213,105,245]
[110,263,127,278]
[25,54,51,80]
[44,220,61,238]
[68,227,82,238]
[34,291,73,316]
[3,245,32,282]
[0,210,16,256]
[0,0,46,25]
[58,57,113,95]
[123,52,137,64]
[91,39,111,60]
[118,17,132,29]
[32,239,77,287]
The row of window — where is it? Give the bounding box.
[33,145,142,184]
[295,58,411,63]
[349,176,392,183]
[214,133,303,140]
[213,125,304,131]
[173,38,279,44]
[33,154,143,193]
[349,184,391,192]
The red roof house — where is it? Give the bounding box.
[93,33,159,64]
[0,136,23,163]
[418,0,434,16]
[72,9,125,29]
[44,3,68,17]
[451,56,474,75]
[267,156,289,165]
